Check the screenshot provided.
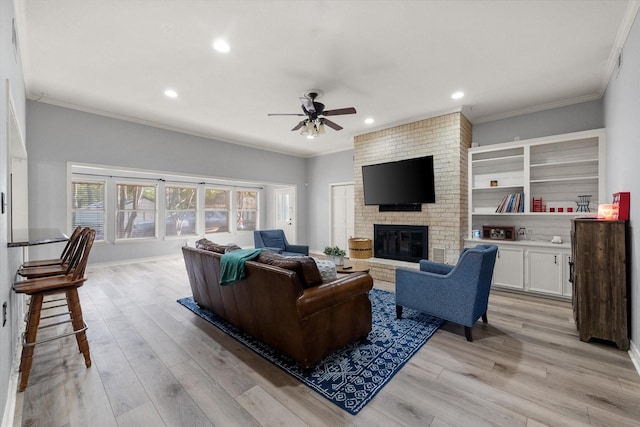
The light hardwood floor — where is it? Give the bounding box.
[11,257,640,427]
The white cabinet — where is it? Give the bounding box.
[525,248,564,296]
[466,240,572,299]
[493,246,524,290]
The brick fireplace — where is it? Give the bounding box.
[353,112,471,280]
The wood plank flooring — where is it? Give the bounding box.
[12,257,640,426]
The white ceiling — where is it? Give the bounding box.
[15,1,639,157]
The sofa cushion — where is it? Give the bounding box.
[257,252,322,288]
[196,238,240,254]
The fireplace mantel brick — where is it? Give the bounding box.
[353,112,471,282]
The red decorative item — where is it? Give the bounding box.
[613,192,630,220]
[532,197,542,212]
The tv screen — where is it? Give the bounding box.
[362,156,435,205]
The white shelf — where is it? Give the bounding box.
[530,158,598,168]
[472,185,524,191]
[530,175,599,184]
[472,154,524,164]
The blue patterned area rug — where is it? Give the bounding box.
[177,288,443,415]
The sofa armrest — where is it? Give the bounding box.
[419,259,454,275]
[285,244,309,255]
[297,272,373,318]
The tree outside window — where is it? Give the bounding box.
[204,188,230,233]
[165,186,197,236]
[236,190,257,231]
[116,184,156,239]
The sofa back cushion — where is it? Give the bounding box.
[196,238,240,254]
[257,252,322,288]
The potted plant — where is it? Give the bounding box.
[324,245,346,265]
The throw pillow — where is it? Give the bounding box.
[257,252,308,287]
[196,238,240,254]
[313,258,338,282]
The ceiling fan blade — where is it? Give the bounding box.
[323,107,357,116]
[268,113,306,116]
[299,97,315,113]
[322,118,343,131]
[291,121,306,131]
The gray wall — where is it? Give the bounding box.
[305,150,354,253]
[26,102,308,263]
[1,0,27,422]
[604,10,640,358]
[472,99,604,146]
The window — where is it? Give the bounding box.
[204,188,230,233]
[71,180,106,240]
[236,190,258,231]
[165,185,197,236]
[116,183,157,239]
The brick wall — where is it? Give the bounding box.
[353,112,472,271]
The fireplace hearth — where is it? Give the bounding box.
[374,224,428,263]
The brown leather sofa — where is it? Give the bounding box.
[182,245,373,368]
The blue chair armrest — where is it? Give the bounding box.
[285,244,309,256]
[419,259,454,275]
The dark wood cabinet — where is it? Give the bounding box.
[571,218,629,350]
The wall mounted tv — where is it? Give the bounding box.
[362,155,435,211]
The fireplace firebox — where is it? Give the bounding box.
[374,224,428,263]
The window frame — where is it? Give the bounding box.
[114,180,158,241]
[164,183,199,238]
[70,178,107,242]
[204,186,231,235]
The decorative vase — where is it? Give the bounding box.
[328,255,344,266]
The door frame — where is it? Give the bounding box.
[273,186,297,243]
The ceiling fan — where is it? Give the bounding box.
[268,90,356,136]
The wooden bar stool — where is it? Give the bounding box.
[13,228,95,392]
[17,227,87,279]
[21,225,82,268]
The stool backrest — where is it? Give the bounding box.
[64,228,96,280]
[60,226,83,263]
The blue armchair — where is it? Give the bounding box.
[253,229,309,256]
[395,244,498,341]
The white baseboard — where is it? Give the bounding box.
[2,335,23,427]
[629,340,640,377]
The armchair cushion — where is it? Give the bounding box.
[254,229,309,256]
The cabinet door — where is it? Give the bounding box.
[493,246,524,290]
[526,249,563,296]
[562,253,572,297]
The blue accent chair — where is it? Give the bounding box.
[395,244,498,341]
[253,229,309,257]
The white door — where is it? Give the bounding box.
[526,249,563,296]
[493,246,524,290]
[274,187,296,243]
[331,184,354,251]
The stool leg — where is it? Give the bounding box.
[66,289,91,367]
[19,294,44,392]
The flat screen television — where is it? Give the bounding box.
[362,156,435,206]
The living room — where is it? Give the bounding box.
[2,1,640,425]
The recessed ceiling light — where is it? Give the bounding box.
[213,39,230,53]
[451,91,464,100]
[364,118,375,124]
[164,89,178,98]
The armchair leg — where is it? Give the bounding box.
[464,326,473,342]
[396,305,403,319]
[482,312,488,323]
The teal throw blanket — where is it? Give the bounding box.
[219,248,264,286]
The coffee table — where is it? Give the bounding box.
[336,263,370,274]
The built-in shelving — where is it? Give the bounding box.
[467,129,605,299]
